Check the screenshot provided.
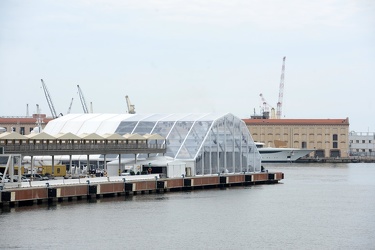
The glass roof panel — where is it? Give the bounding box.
[132,121,156,134]
[176,120,212,159]
[115,121,138,135]
[96,114,131,135]
[177,113,209,121]
[196,113,226,121]
[139,114,172,121]
[151,121,175,136]
[157,113,192,121]
[122,114,154,122]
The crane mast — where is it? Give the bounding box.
[276,56,286,119]
[125,95,135,114]
[77,85,89,113]
[41,79,58,118]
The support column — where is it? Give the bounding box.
[52,155,55,175]
[104,154,107,172]
[31,155,34,176]
[118,154,122,176]
[69,155,72,174]
[87,154,90,175]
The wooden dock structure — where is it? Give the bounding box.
[0,172,283,210]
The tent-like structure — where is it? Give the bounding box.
[43,113,261,175]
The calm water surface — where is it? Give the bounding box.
[1,163,375,250]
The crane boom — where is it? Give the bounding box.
[77,85,89,113]
[41,79,58,118]
[125,95,135,114]
[276,56,286,119]
[259,93,270,113]
[67,98,74,114]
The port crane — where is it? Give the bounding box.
[125,95,135,114]
[276,56,286,119]
[41,79,59,118]
[259,93,272,113]
[259,93,276,119]
[77,85,89,113]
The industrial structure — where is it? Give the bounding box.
[276,56,286,119]
[259,56,286,120]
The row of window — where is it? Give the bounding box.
[253,133,340,140]
[353,149,373,152]
[350,140,372,144]
[2,126,35,135]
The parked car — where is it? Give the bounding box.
[121,170,130,176]
[23,174,49,181]
[13,176,30,182]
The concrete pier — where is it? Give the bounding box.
[0,172,284,210]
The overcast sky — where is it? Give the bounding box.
[0,0,374,132]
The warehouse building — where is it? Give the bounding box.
[243,118,350,158]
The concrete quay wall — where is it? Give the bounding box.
[0,172,284,209]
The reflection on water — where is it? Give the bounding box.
[1,163,375,249]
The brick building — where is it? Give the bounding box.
[0,114,53,135]
[243,118,350,158]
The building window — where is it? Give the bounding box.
[362,140,365,143]
[301,141,307,148]
[369,140,372,143]
[349,140,353,143]
[333,142,338,148]
[356,140,359,143]
[20,127,25,135]
[332,134,338,141]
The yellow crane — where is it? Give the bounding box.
[125,95,135,114]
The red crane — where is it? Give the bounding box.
[276,56,286,119]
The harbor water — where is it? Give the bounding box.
[1,163,375,249]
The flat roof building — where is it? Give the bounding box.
[349,131,375,158]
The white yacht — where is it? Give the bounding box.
[256,142,314,163]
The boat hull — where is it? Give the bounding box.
[258,148,314,163]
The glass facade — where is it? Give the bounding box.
[114,113,261,174]
[44,113,262,175]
